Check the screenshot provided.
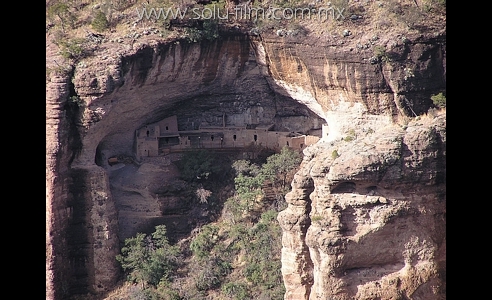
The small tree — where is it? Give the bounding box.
[116,232,148,285]
[116,225,180,287]
[222,282,250,300]
[91,10,109,32]
[47,2,76,30]
[431,92,446,108]
[261,146,302,190]
[57,38,87,60]
[373,45,391,63]
[190,224,220,260]
[232,160,261,177]
[234,173,265,210]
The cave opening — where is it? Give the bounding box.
[47,13,447,299]
[94,144,103,166]
[84,35,329,299]
[331,182,357,194]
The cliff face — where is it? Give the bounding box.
[47,71,71,300]
[46,33,325,298]
[264,32,446,300]
[278,114,446,299]
[46,24,445,299]
[46,72,120,297]
[71,34,324,167]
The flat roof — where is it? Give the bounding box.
[158,134,180,137]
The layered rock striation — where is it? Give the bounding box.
[46,22,445,299]
[267,30,446,300]
[278,112,446,299]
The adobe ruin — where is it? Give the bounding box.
[135,115,325,159]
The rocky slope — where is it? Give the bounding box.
[46,1,445,298]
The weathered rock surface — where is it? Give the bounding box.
[72,35,324,167]
[46,22,445,299]
[278,113,446,300]
[46,33,325,299]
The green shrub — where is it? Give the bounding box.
[190,224,219,260]
[234,173,265,206]
[91,10,109,32]
[331,150,339,159]
[343,128,356,142]
[228,146,301,217]
[116,225,181,287]
[47,66,70,81]
[373,45,390,62]
[47,2,77,29]
[262,146,302,189]
[57,38,87,60]
[194,257,231,291]
[151,280,181,300]
[431,92,446,108]
[222,282,250,300]
[240,210,284,295]
[186,19,220,42]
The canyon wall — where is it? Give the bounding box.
[46,26,445,299]
[278,114,446,299]
[46,33,324,299]
[260,31,446,299]
[46,71,120,297]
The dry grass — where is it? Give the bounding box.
[396,112,412,129]
[102,281,136,300]
[421,107,446,121]
[396,106,445,130]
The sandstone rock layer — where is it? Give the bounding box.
[278,114,446,300]
[46,28,445,299]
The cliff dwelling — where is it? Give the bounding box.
[46,1,446,298]
[78,34,330,255]
[134,114,323,159]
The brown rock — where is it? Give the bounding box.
[46,23,445,299]
[280,114,446,300]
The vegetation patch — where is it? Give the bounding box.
[372,45,391,63]
[332,149,340,159]
[91,10,109,32]
[116,225,181,288]
[344,128,357,142]
[116,147,301,299]
[431,92,446,108]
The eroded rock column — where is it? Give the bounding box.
[47,72,72,299]
[67,166,120,294]
[277,153,315,300]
